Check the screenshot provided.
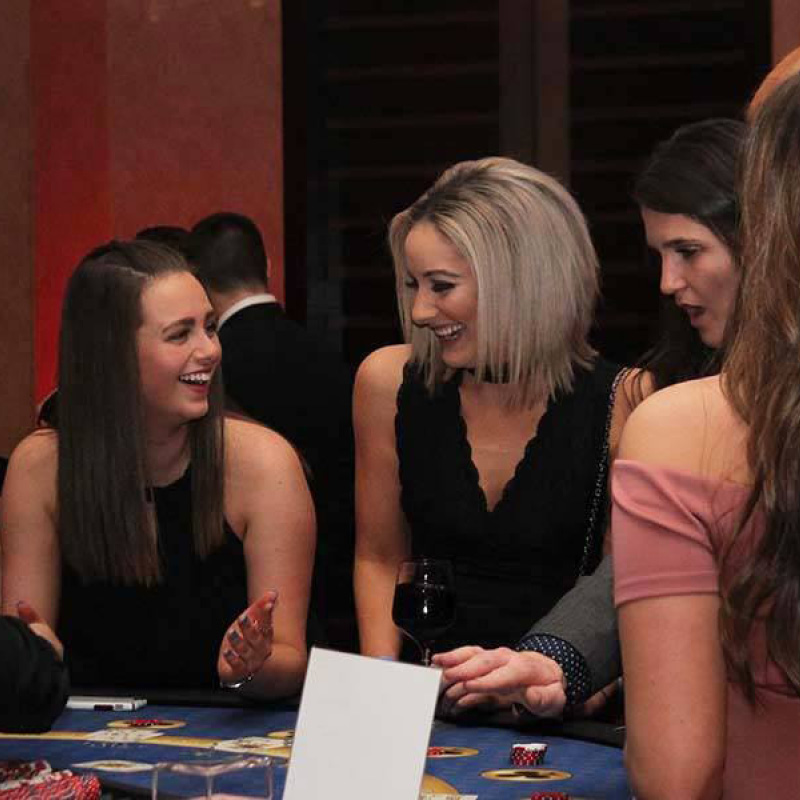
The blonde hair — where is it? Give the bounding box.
[389,156,598,407]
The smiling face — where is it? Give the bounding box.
[641,208,739,349]
[403,221,479,369]
[136,271,221,433]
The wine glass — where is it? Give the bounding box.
[392,558,456,666]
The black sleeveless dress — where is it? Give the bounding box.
[58,468,247,690]
[395,358,623,651]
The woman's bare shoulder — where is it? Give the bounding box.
[618,376,740,474]
[355,345,411,398]
[3,429,58,518]
[223,416,301,475]
[7,429,58,476]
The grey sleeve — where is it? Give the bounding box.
[526,555,620,693]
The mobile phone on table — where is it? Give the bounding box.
[67,695,147,711]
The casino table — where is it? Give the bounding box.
[0,702,630,799]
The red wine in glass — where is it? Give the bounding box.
[392,559,456,666]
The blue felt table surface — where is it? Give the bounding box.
[0,706,630,799]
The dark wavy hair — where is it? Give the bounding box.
[631,118,745,398]
[722,75,800,701]
[57,240,225,585]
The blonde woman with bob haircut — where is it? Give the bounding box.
[354,156,635,662]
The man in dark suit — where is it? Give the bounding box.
[188,213,355,650]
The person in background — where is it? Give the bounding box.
[435,118,744,718]
[1,240,314,699]
[188,212,356,650]
[135,225,191,257]
[614,75,800,798]
[355,157,635,665]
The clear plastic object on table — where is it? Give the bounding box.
[151,755,273,800]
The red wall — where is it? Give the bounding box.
[28,0,283,401]
[31,0,113,399]
[0,1,36,451]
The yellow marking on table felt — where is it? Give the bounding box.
[480,767,572,782]
[420,775,459,793]
[0,731,289,758]
[0,731,458,792]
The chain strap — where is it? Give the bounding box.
[577,366,629,577]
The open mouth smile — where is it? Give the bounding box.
[179,371,212,385]
[431,323,465,341]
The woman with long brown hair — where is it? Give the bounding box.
[1,241,315,699]
[614,77,800,797]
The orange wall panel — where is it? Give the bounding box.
[106,0,284,300]
[31,0,112,399]
[0,1,35,451]
[28,0,284,402]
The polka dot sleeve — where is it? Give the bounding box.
[516,633,592,707]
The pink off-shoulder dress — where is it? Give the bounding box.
[613,459,800,800]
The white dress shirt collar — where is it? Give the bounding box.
[217,293,277,329]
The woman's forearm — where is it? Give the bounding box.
[235,642,307,700]
[354,558,402,658]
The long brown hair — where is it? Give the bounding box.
[721,74,800,700]
[57,240,225,585]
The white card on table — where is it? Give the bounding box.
[283,647,441,800]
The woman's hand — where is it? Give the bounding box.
[218,591,277,687]
[16,600,64,661]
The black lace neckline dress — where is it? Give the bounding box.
[395,358,622,651]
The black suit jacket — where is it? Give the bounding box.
[0,616,69,732]
[218,303,355,626]
[527,554,620,693]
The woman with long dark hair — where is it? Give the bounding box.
[1,241,315,698]
[632,117,743,393]
[615,80,800,796]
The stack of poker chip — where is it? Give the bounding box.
[0,761,100,800]
[509,742,548,766]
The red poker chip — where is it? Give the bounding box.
[427,747,446,756]
[0,767,100,800]
[128,719,164,728]
[510,742,548,766]
[529,793,570,800]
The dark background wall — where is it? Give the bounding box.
[0,0,793,454]
[284,0,772,371]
